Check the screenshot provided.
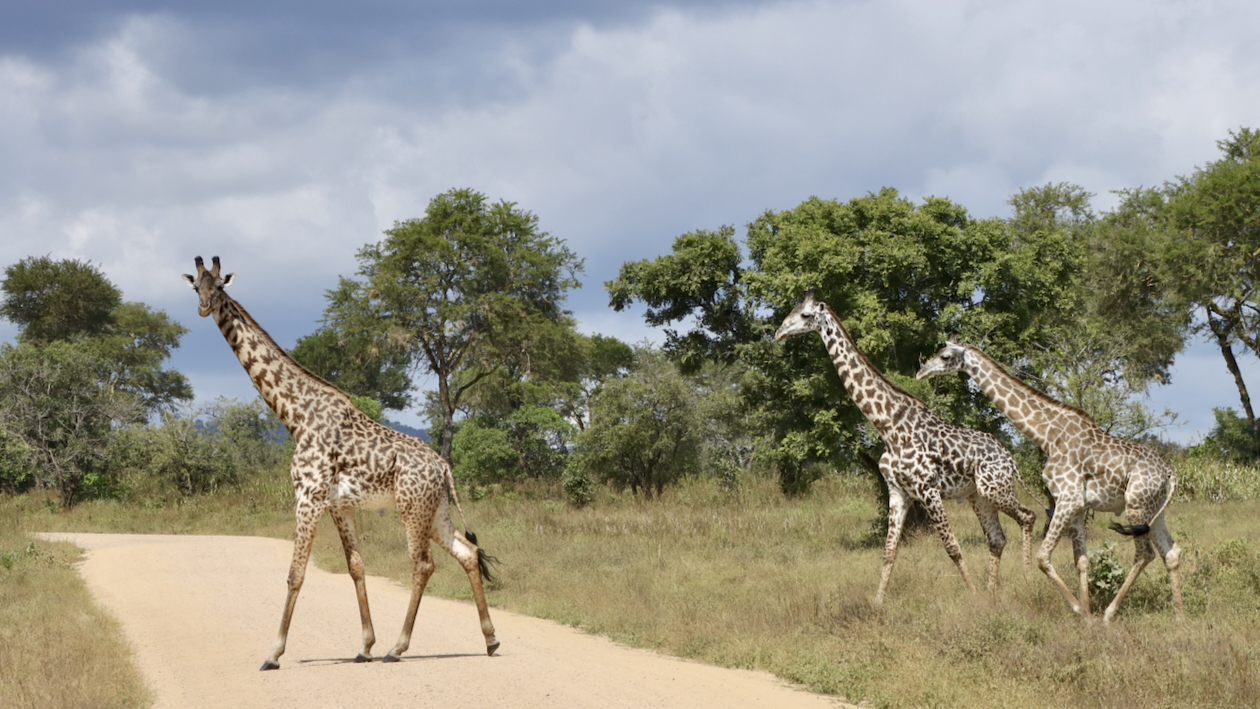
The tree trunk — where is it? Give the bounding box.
[1209,312,1257,432]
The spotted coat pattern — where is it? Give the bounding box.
[183,256,499,670]
[775,291,1036,604]
[917,339,1184,622]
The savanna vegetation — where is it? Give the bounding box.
[4,132,1260,708]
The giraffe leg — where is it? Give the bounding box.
[968,494,1005,595]
[980,465,1036,579]
[384,507,435,662]
[920,488,976,594]
[330,508,376,662]
[261,501,322,671]
[432,514,500,655]
[1102,535,1153,624]
[874,484,910,606]
[1102,498,1169,624]
[1037,500,1090,619]
[1068,513,1092,618]
[1148,515,1185,620]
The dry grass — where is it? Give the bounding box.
[0,502,151,709]
[324,472,1260,709]
[10,454,1260,709]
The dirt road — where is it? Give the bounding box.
[41,533,848,709]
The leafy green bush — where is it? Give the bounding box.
[1086,541,1127,610]
[1189,408,1260,463]
[105,398,290,498]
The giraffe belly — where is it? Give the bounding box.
[330,480,397,511]
[1083,479,1124,512]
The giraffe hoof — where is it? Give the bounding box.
[487,640,501,656]
[260,660,280,671]
[353,653,372,663]
[381,654,401,663]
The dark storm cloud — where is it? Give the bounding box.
[0,1,767,95]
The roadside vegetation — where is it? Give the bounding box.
[0,506,150,709]
[5,130,1260,707]
[6,454,1260,709]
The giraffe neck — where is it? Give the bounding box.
[962,348,1090,450]
[210,297,346,438]
[816,305,918,434]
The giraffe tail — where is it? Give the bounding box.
[1109,471,1177,537]
[444,461,499,583]
[462,530,500,584]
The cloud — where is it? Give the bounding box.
[2,0,1259,438]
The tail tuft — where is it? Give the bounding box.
[1109,520,1151,537]
[464,530,500,584]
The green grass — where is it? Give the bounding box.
[9,453,1260,708]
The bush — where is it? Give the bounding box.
[104,398,290,499]
[1189,407,1260,463]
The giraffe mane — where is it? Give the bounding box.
[964,344,1098,425]
[222,295,363,412]
[819,302,928,408]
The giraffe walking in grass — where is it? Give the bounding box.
[184,256,500,670]
[917,338,1184,623]
[775,291,1037,604]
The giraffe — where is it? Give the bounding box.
[916,338,1184,623]
[183,256,500,670]
[775,290,1037,603]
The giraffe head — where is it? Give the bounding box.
[916,338,969,380]
[182,256,236,317]
[774,289,826,341]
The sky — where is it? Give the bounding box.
[1,0,1258,444]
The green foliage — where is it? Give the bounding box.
[608,226,753,373]
[558,333,637,432]
[106,399,290,498]
[321,187,584,460]
[1189,408,1260,463]
[88,301,193,413]
[0,341,144,507]
[1086,541,1127,610]
[0,428,34,493]
[290,320,412,412]
[0,256,193,415]
[566,349,703,498]
[1162,127,1260,427]
[561,468,594,507]
[348,394,384,422]
[0,256,121,343]
[452,405,575,484]
[611,184,1188,496]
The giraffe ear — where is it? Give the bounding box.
[182,273,196,289]
[222,273,236,288]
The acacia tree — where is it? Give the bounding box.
[1162,128,1260,434]
[0,256,192,414]
[323,188,584,460]
[0,256,120,342]
[0,341,144,507]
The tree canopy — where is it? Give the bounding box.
[609,184,1187,494]
[1162,128,1260,433]
[319,187,584,460]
